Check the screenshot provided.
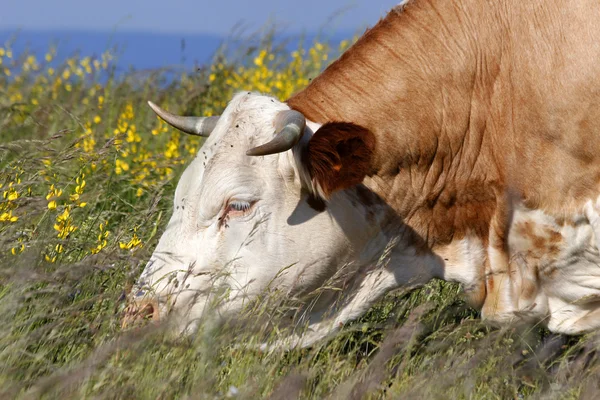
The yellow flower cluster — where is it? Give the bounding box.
[40,173,87,261]
[46,184,62,210]
[53,208,77,239]
[46,173,87,213]
[0,46,14,77]
[119,227,142,251]
[91,221,110,254]
[44,244,64,263]
[1,167,22,224]
[70,174,88,208]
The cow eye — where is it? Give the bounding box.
[230,201,250,212]
[223,200,254,219]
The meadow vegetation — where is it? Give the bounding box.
[1,30,600,399]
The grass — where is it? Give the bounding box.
[1,29,600,399]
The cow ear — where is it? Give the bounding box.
[303,122,376,198]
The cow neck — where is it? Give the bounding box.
[288,1,505,247]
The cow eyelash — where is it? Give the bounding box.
[220,200,255,224]
[229,200,251,213]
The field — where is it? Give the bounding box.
[1,31,600,399]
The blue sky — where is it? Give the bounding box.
[0,1,398,70]
[0,0,396,35]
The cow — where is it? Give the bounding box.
[123,0,600,347]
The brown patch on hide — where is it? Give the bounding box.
[547,245,560,257]
[514,221,564,259]
[507,254,540,306]
[546,229,563,244]
[521,280,538,302]
[303,122,376,197]
[542,264,559,279]
[486,273,494,293]
[515,221,534,240]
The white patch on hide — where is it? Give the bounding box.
[500,201,600,333]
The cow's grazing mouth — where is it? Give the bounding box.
[125,0,600,347]
[122,301,158,328]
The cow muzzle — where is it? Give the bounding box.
[121,300,160,329]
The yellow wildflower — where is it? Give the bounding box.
[119,227,142,250]
[0,211,18,223]
[11,244,25,255]
[5,189,18,201]
[54,207,77,239]
[91,222,110,254]
[115,159,130,175]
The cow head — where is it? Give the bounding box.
[123,92,385,341]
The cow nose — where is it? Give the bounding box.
[121,300,159,329]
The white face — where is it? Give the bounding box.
[131,92,374,333]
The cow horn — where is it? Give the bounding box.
[246,110,306,156]
[147,101,220,137]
